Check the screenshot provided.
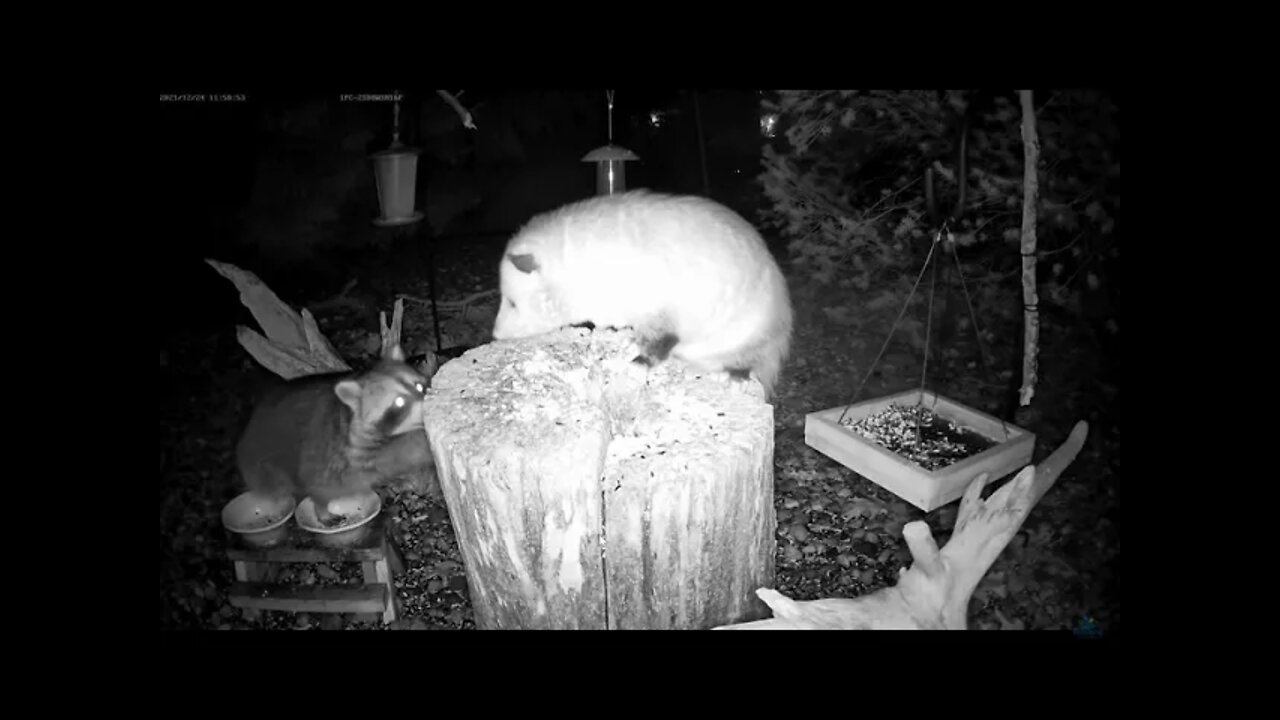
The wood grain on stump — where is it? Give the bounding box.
[421,327,777,629]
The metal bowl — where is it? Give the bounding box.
[221,491,297,547]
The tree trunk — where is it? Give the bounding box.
[1017,89,1041,407]
[422,327,777,629]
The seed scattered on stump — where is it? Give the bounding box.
[840,402,995,471]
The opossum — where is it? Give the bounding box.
[235,344,435,526]
[492,189,793,398]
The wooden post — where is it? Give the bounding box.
[421,327,777,629]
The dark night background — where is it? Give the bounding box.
[160,88,1119,634]
[157,89,766,337]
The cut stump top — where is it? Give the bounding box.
[421,327,775,485]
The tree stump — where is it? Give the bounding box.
[421,327,777,629]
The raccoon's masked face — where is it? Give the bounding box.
[493,251,567,340]
[334,360,429,441]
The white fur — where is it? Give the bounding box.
[492,190,793,397]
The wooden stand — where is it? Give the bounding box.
[226,514,405,625]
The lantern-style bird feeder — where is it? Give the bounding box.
[370,92,425,227]
[581,90,639,195]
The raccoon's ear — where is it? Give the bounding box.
[509,252,540,274]
[334,379,363,410]
[385,343,405,362]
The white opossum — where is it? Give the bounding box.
[492,189,793,398]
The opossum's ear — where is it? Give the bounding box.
[509,252,540,274]
[384,343,405,362]
[334,379,363,410]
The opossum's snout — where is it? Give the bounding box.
[491,296,522,340]
[491,286,566,340]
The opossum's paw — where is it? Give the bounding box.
[719,367,762,395]
[631,331,679,367]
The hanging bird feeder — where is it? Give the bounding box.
[804,210,1035,512]
[370,91,425,227]
[582,90,639,196]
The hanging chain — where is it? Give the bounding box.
[391,90,401,145]
[921,231,940,395]
[836,233,941,425]
[946,234,1010,438]
[606,89,615,144]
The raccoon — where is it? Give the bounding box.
[235,344,434,526]
[492,190,793,398]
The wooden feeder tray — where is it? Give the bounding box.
[804,389,1035,512]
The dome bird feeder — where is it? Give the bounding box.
[370,92,424,227]
[582,90,639,196]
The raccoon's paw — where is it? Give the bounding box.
[313,503,338,527]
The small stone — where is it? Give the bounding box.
[789,524,810,542]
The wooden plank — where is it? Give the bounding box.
[361,558,398,624]
[226,544,387,564]
[806,410,935,509]
[923,391,1020,442]
[225,518,388,563]
[228,582,387,615]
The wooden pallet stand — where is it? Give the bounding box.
[804,389,1035,512]
[226,513,405,625]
